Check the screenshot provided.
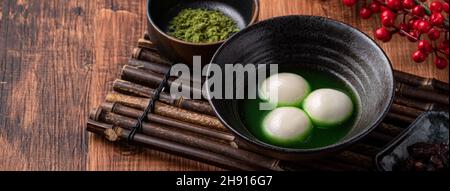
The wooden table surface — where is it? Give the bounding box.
[0,0,448,171]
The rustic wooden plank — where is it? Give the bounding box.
[0,0,448,171]
[0,0,94,170]
[86,0,220,171]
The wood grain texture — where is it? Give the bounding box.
[0,0,448,171]
[0,0,92,170]
[87,1,219,171]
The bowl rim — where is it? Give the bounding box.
[146,0,260,46]
[207,15,396,154]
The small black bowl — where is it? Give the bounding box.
[375,112,449,171]
[207,16,395,160]
[147,0,259,65]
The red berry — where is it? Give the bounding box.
[417,20,432,33]
[402,0,416,9]
[360,7,373,19]
[412,50,428,63]
[398,23,410,36]
[381,10,397,27]
[381,9,396,19]
[407,30,420,42]
[375,27,392,42]
[418,40,433,54]
[430,1,443,12]
[382,17,396,27]
[412,19,421,29]
[381,5,390,12]
[412,5,425,16]
[428,28,441,40]
[342,0,358,6]
[430,12,445,26]
[369,2,381,13]
[434,57,448,69]
[439,40,449,50]
[444,3,449,13]
[386,0,402,10]
[438,41,449,56]
[408,18,417,28]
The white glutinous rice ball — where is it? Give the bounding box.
[262,107,313,145]
[259,73,310,107]
[303,89,354,128]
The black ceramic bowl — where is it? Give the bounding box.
[147,0,259,65]
[207,16,395,160]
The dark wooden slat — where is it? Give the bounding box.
[0,0,93,170]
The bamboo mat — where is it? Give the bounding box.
[86,35,449,171]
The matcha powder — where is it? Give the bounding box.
[168,8,240,43]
